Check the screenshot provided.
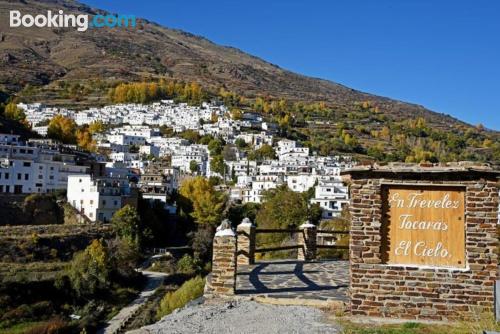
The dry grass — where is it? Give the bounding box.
[335,309,500,334]
[0,261,67,283]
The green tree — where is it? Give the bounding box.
[208,139,223,155]
[278,114,291,135]
[210,155,227,176]
[210,112,219,123]
[199,134,215,145]
[189,160,199,174]
[235,138,247,149]
[257,144,276,160]
[111,205,143,246]
[255,185,319,247]
[227,202,261,226]
[66,239,111,297]
[129,144,140,153]
[249,144,276,161]
[256,185,317,229]
[179,130,200,143]
[367,144,386,161]
[107,237,141,280]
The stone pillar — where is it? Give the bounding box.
[297,221,317,261]
[237,217,256,265]
[204,219,237,297]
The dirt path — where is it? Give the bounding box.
[128,299,341,334]
[98,271,168,334]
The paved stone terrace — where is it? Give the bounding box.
[236,260,349,303]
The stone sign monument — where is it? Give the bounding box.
[342,163,499,321]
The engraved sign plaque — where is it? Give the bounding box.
[381,186,466,268]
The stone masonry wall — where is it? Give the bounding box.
[348,171,499,320]
[205,232,237,297]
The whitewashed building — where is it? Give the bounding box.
[0,137,89,194]
[67,174,137,222]
[310,179,349,219]
[171,145,209,174]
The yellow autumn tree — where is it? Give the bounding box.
[210,112,219,123]
[254,97,265,112]
[482,139,493,148]
[278,114,291,130]
[47,115,77,144]
[405,146,437,163]
[188,82,203,105]
[230,108,243,120]
[343,133,353,145]
[76,128,96,151]
[253,97,272,113]
[4,102,26,121]
[88,120,106,134]
[178,177,227,226]
[108,80,205,105]
[380,126,391,140]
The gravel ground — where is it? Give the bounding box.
[130,299,341,334]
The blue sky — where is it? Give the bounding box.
[84,0,500,130]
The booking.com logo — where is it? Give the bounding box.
[9,10,136,32]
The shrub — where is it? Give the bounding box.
[62,203,79,225]
[175,254,201,275]
[190,225,214,263]
[148,258,176,274]
[23,194,63,225]
[156,276,204,319]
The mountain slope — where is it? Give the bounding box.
[0,0,498,164]
[0,0,477,128]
